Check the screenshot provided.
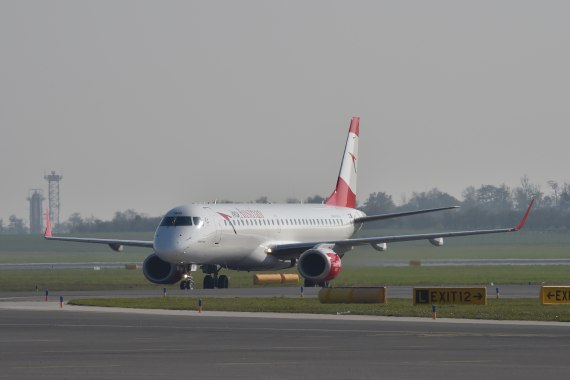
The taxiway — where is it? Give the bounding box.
[1,300,569,380]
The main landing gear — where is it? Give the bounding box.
[202,264,229,289]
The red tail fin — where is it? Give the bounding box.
[326,117,359,208]
[44,209,52,238]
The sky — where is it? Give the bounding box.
[1,1,569,224]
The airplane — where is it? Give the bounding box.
[44,117,534,289]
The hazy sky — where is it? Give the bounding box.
[1,1,569,223]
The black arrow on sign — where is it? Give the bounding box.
[547,292,554,300]
[474,293,483,301]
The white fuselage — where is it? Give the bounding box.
[153,203,365,271]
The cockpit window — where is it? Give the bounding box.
[192,217,203,228]
[160,216,193,227]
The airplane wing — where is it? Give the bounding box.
[354,206,459,223]
[43,211,154,251]
[268,198,534,260]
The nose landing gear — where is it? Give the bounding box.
[179,275,194,290]
[179,264,196,290]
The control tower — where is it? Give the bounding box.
[27,189,44,234]
[44,171,63,227]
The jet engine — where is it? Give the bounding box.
[297,248,342,282]
[429,237,444,247]
[372,242,387,252]
[142,253,184,284]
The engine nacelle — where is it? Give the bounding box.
[142,253,184,284]
[297,248,342,282]
[429,237,444,247]
[372,243,387,252]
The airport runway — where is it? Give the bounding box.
[1,301,569,380]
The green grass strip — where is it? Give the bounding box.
[3,265,570,292]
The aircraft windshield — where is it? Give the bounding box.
[160,216,193,227]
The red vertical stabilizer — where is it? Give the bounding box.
[326,117,359,209]
[44,209,52,238]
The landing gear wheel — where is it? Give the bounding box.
[203,275,215,289]
[180,280,193,290]
[303,279,329,288]
[217,275,229,289]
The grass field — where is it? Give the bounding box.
[0,234,150,263]
[2,265,570,292]
[68,297,570,322]
[1,230,569,265]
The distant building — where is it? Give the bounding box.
[28,189,44,234]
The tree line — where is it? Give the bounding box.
[2,177,569,234]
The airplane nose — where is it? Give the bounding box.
[154,230,187,261]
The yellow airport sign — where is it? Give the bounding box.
[413,287,487,305]
[540,286,570,305]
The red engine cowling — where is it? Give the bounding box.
[297,248,342,282]
[142,253,184,285]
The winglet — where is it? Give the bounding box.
[44,209,52,238]
[515,198,535,231]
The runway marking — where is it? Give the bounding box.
[440,360,501,364]
[216,362,284,366]
[416,332,555,338]
[397,360,503,367]
[11,364,122,370]
[369,331,559,338]
[1,322,568,340]
[0,339,62,344]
